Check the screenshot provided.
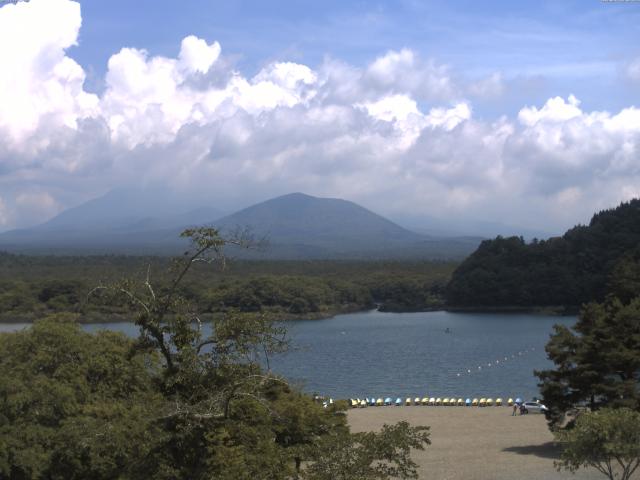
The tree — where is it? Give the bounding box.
[555,408,640,480]
[0,313,165,480]
[303,421,430,480]
[536,296,640,427]
[0,227,432,478]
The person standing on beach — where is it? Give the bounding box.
[512,404,518,416]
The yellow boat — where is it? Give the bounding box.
[472,398,479,406]
[376,398,383,406]
[457,398,464,406]
[414,397,421,405]
[405,398,412,406]
[349,399,358,408]
[442,398,449,406]
[429,397,436,405]
[486,398,494,406]
[359,399,368,408]
[435,397,442,406]
[496,398,503,406]
[507,398,514,406]
[479,398,487,407]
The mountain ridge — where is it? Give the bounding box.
[0,191,482,259]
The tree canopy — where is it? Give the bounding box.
[0,227,431,479]
[536,296,640,428]
[446,199,640,308]
[555,408,640,480]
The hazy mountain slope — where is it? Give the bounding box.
[216,192,422,245]
[214,193,480,259]
[0,187,224,253]
[0,191,481,259]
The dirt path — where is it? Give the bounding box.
[348,406,605,480]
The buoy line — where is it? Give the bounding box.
[455,346,538,378]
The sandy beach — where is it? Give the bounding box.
[348,406,604,480]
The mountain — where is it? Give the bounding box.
[209,192,481,259]
[0,187,225,254]
[0,191,482,259]
[446,199,640,308]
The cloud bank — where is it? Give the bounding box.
[0,0,639,232]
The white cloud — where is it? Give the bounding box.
[0,0,639,234]
[364,49,457,101]
[518,94,582,126]
[178,35,221,74]
[0,0,98,148]
[468,73,504,98]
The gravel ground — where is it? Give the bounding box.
[348,406,606,480]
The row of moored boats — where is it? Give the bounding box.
[349,397,522,407]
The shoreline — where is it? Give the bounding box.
[0,304,578,325]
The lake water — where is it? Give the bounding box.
[0,310,575,401]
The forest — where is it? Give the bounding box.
[446,199,640,309]
[0,253,454,323]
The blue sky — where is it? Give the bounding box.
[0,0,639,233]
[73,0,640,115]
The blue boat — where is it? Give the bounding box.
[515,397,523,404]
[369,397,376,406]
[465,398,471,406]
[395,397,402,406]
[384,397,393,405]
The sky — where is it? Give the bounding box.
[0,0,639,234]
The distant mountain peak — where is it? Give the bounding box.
[0,190,481,259]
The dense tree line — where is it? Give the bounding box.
[446,199,640,308]
[0,255,454,322]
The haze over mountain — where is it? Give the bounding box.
[0,190,481,259]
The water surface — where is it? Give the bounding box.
[0,310,575,401]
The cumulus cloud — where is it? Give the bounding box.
[0,0,639,233]
[0,0,98,148]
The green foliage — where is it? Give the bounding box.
[303,421,430,480]
[555,408,640,480]
[0,251,455,321]
[0,315,164,479]
[447,199,640,307]
[0,227,433,479]
[536,296,640,427]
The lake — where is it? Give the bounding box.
[0,310,575,401]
